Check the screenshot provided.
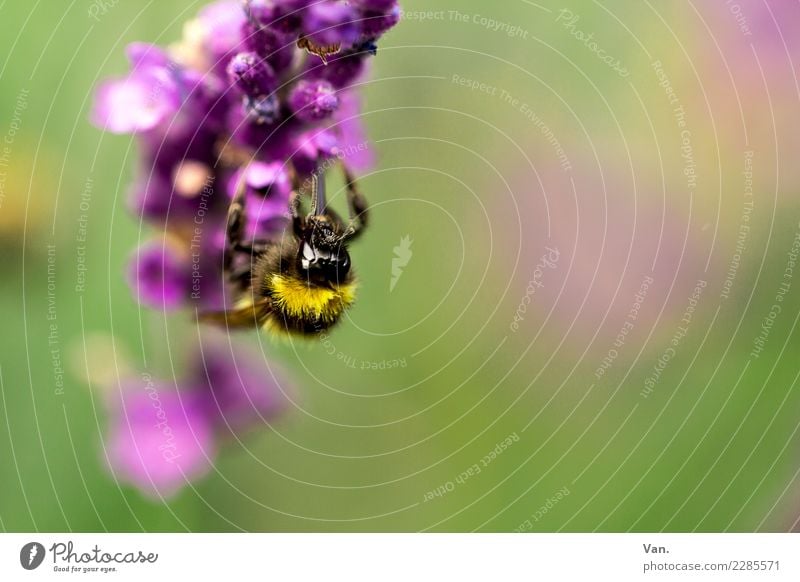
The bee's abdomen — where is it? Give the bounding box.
[264,274,357,336]
[264,312,339,335]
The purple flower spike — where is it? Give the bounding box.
[302,2,361,49]
[106,384,215,498]
[90,0,401,498]
[128,238,190,310]
[289,79,339,122]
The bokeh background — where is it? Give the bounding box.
[1,0,800,532]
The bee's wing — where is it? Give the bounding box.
[197,297,273,329]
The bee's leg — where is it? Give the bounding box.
[224,176,248,273]
[228,263,253,288]
[225,173,276,267]
[239,240,276,254]
[289,188,306,237]
[342,166,369,241]
[309,169,328,216]
[227,241,276,291]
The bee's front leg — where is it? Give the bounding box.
[224,176,248,273]
[342,166,369,241]
[225,172,276,270]
[289,189,306,238]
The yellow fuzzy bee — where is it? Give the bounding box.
[200,162,367,335]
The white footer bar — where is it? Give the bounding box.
[1,533,797,581]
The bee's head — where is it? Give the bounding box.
[297,216,351,285]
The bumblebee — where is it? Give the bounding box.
[200,161,368,335]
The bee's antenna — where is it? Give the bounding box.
[310,159,327,216]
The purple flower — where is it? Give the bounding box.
[91,0,400,243]
[333,92,374,172]
[91,45,181,134]
[127,42,172,69]
[198,0,248,70]
[227,51,277,97]
[302,2,361,48]
[128,163,214,227]
[103,335,292,497]
[248,0,312,36]
[105,381,216,498]
[303,46,369,88]
[226,162,292,237]
[91,0,400,320]
[245,0,399,63]
[358,1,401,41]
[227,51,282,123]
[192,333,291,431]
[292,127,342,174]
[289,79,339,121]
[241,8,296,71]
[128,238,191,310]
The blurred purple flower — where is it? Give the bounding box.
[91,44,182,134]
[192,334,291,431]
[333,92,374,172]
[104,335,292,497]
[302,1,361,48]
[197,0,249,71]
[358,1,401,41]
[289,79,339,122]
[106,382,216,498]
[688,1,800,192]
[292,127,342,174]
[226,162,292,237]
[128,238,191,310]
[510,156,709,352]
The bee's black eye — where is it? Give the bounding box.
[335,251,351,279]
[299,242,350,282]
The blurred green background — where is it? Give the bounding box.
[1,0,800,532]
